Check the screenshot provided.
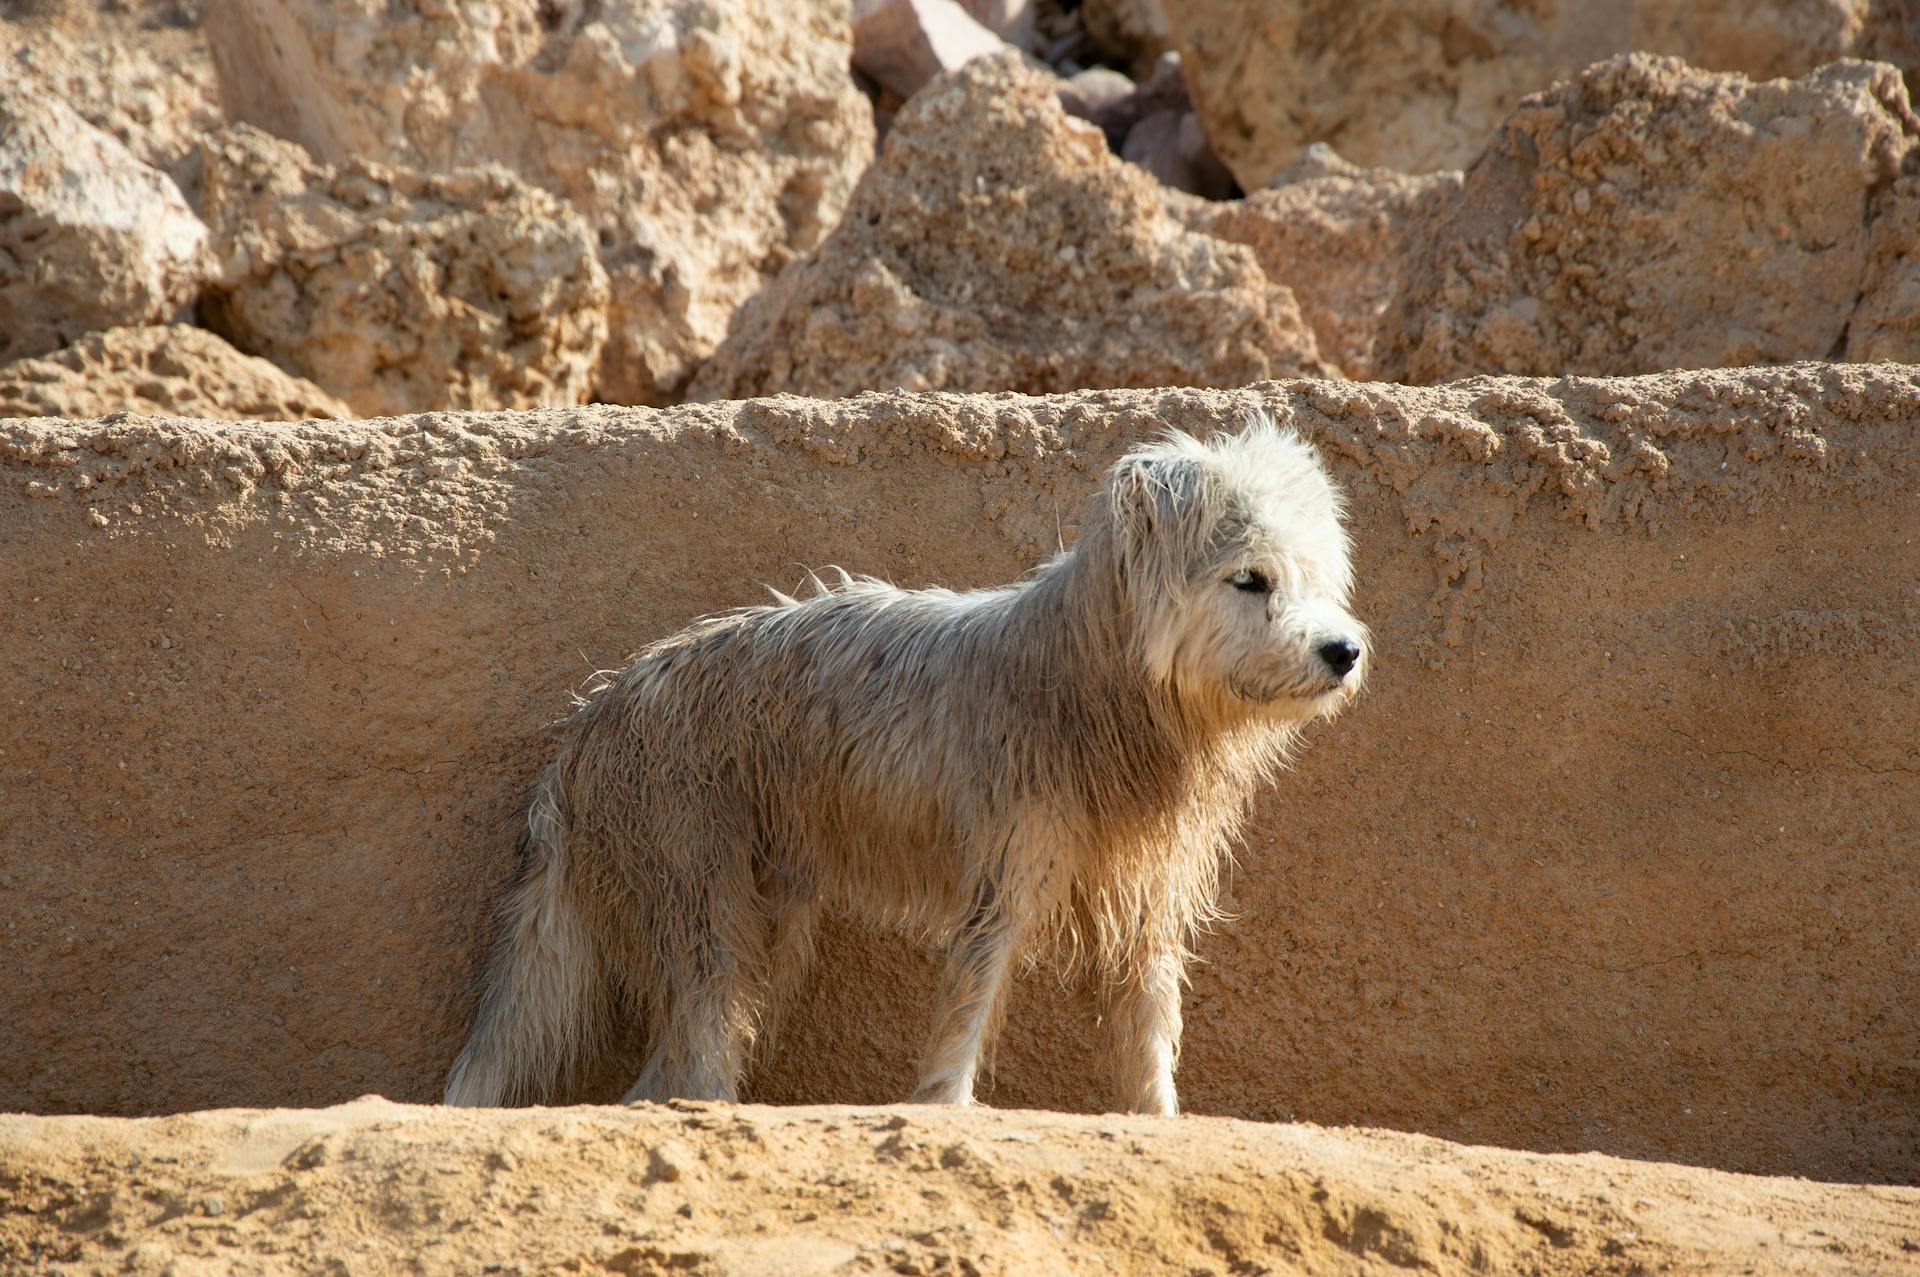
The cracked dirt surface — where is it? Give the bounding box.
[3,1098,1918,1276]
[1,365,1916,1183]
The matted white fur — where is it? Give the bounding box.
[444,411,1369,1115]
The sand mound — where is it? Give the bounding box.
[3,1099,1916,1275]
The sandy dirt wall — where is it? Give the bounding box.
[6,1099,1919,1276]
[1,367,1915,1184]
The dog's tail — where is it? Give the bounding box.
[444,763,604,1106]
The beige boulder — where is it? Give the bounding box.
[0,84,210,364]
[0,325,351,422]
[958,0,1034,49]
[1169,0,1920,187]
[202,0,875,405]
[1378,56,1919,383]
[1083,0,1175,77]
[852,0,1008,100]
[1186,148,1460,379]
[0,15,221,188]
[1846,175,1920,363]
[198,127,608,417]
[691,54,1333,401]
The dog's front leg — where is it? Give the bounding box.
[910,897,1026,1107]
[1100,942,1185,1116]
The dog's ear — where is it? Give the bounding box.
[1109,455,1162,544]
[1108,452,1202,600]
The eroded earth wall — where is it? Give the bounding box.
[2,367,1915,1182]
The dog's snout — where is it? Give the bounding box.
[1317,638,1361,678]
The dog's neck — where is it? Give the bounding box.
[1002,539,1290,836]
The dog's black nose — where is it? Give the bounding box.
[1317,639,1361,678]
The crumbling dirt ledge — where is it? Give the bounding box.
[3,1099,1917,1276]
[2,365,1916,1183]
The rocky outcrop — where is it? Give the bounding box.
[1378,57,1919,383]
[0,325,350,421]
[691,54,1332,400]
[852,0,1007,100]
[201,0,875,405]
[3,1100,1916,1276]
[3,366,1916,1184]
[1169,0,1920,186]
[0,15,221,190]
[198,127,607,417]
[1083,0,1174,77]
[1186,147,1460,377]
[0,84,210,364]
[1847,175,1920,363]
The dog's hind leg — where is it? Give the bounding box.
[445,768,605,1107]
[647,883,773,1102]
[757,886,819,1059]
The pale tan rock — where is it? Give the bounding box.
[1378,56,1919,383]
[691,54,1333,401]
[1121,108,1236,199]
[958,0,1033,49]
[1169,0,1920,187]
[852,0,1008,100]
[1190,147,1461,378]
[2,1101,1917,1276]
[198,126,608,417]
[0,325,351,421]
[3,366,1918,1187]
[0,83,210,364]
[1083,0,1174,76]
[201,0,875,405]
[1056,64,1135,134]
[0,17,220,188]
[1845,175,1920,364]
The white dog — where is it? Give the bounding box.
[445,410,1367,1114]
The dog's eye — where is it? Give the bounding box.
[1228,569,1271,594]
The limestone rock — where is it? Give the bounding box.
[690,54,1333,402]
[1192,146,1461,378]
[958,0,1034,50]
[201,0,875,406]
[1169,0,1920,187]
[0,83,210,364]
[1070,52,1236,197]
[0,14,221,191]
[0,325,351,421]
[1055,65,1135,137]
[1121,108,1236,199]
[1846,175,1920,364]
[1378,56,1919,383]
[1082,0,1174,77]
[852,0,1008,100]
[199,127,608,417]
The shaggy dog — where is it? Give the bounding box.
[445,411,1367,1114]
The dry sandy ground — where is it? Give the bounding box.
[3,1099,1917,1276]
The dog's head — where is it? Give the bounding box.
[1104,410,1368,723]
